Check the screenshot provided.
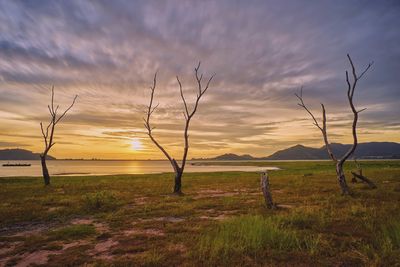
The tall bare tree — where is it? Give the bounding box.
[144,62,215,195]
[40,86,77,185]
[296,54,373,195]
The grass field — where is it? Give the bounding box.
[0,161,399,266]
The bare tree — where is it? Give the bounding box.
[40,86,78,185]
[295,54,373,195]
[144,62,215,195]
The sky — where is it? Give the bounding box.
[0,0,399,159]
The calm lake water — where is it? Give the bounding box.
[0,160,279,177]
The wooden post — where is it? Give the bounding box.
[259,170,276,209]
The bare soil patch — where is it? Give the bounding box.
[70,218,94,225]
[14,250,62,267]
[90,239,119,260]
[199,214,229,221]
[0,222,50,237]
[62,240,91,250]
[134,197,149,205]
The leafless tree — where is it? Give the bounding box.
[40,86,77,185]
[295,54,373,195]
[144,62,215,195]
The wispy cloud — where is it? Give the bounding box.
[0,0,399,158]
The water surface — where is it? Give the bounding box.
[0,160,279,177]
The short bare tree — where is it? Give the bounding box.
[144,62,215,195]
[40,86,77,185]
[296,54,373,195]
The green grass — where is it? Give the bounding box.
[0,160,399,266]
[195,215,320,265]
[48,224,97,240]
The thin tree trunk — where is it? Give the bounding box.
[351,171,377,189]
[260,171,276,209]
[173,170,183,195]
[40,155,50,186]
[336,162,350,195]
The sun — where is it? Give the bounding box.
[130,138,143,151]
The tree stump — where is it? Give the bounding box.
[351,159,377,189]
[350,171,377,189]
[259,170,276,209]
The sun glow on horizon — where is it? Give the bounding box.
[130,138,143,151]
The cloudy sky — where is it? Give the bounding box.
[0,0,399,159]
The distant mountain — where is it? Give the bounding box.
[194,142,400,161]
[265,144,324,160]
[193,153,256,161]
[0,149,55,160]
[266,142,400,160]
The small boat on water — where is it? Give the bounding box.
[2,163,31,167]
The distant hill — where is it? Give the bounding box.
[0,149,55,160]
[266,142,400,160]
[265,144,323,160]
[194,142,400,161]
[193,153,256,161]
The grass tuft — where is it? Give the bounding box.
[83,190,118,212]
[379,218,400,254]
[195,215,320,264]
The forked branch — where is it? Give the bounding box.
[40,86,78,155]
[295,87,336,161]
[143,73,176,170]
[341,54,373,163]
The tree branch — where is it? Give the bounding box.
[55,95,78,124]
[144,72,175,166]
[340,54,372,164]
[295,87,323,131]
[295,87,337,161]
[40,87,77,155]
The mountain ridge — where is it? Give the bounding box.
[192,142,400,160]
